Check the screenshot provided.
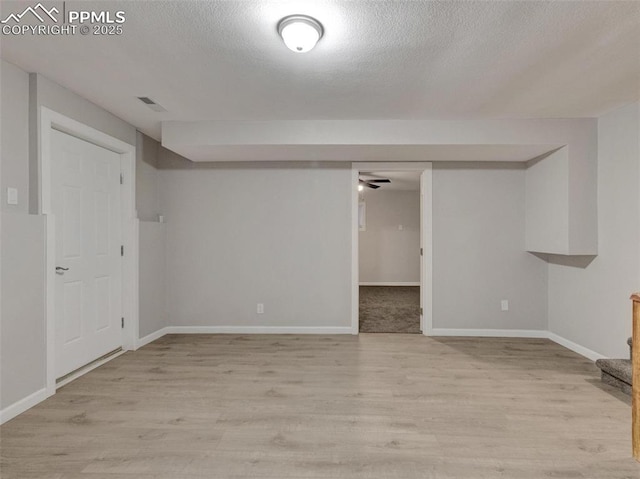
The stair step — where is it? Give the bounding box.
[595,358,631,385]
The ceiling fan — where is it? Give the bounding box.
[359,175,391,190]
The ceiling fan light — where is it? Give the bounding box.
[278,15,323,53]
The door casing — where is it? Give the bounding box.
[351,162,433,335]
[40,107,138,397]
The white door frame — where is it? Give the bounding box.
[40,107,139,396]
[351,162,433,335]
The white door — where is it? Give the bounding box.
[52,129,123,379]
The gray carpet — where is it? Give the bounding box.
[359,286,421,333]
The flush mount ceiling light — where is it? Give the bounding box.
[277,15,323,53]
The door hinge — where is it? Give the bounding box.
[121,245,124,256]
[420,308,423,316]
[420,248,423,256]
[120,173,124,185]
[121,317,124,329]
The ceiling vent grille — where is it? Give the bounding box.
[137,96,167,112]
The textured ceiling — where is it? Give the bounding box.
[1,0,639,141]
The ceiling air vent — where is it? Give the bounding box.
[137,96,167,113]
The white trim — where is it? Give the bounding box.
[547,332,605,362]
[137,327,169,348]
[421,166,433,335]
[358,201,366,231]
[430,328,549,338]
[55,349,126,389]
[44,214,56,395]
[39,107,138,396]
[166,326,354,335]
[359,282,420,286]
[123,217,140,351]
[0,388,49,425]
[351,168,360,335]
[352,162,433,336]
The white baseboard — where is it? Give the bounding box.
[0,388,50,425]
[359,282,420,286]
[429,328,604,362]
[547,332,605,362]
[136,327,169,348]
[429,328,549,338]
[137,325,354,344]
[165,326,353,335]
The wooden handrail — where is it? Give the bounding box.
[632,293,640,460]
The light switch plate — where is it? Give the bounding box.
[7,187,18,205]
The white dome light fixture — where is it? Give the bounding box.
[277,15,323,53]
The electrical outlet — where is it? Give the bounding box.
[501,300,509,311]
[398,224,404,230]
[257,303,264,314]
[7,187,17,205]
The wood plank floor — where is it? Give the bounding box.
[1,334,639,478]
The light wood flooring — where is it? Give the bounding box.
[1,334,639,478]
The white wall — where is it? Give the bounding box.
[548,103,640,358]
[139,222,167,338]
[0,61,47,415]
[0,213,46,409]
[0,67,143,419]
[359,190,420,284]
[161,165,353,331]
[525,148,569,253]
[136,132,167,339]
[159,161,547,334]
[1,60,29,214]
[136,132,162,222]
[29,73,137,213]
[432,164,548,331]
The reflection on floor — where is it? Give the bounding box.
[2,334,635,478]
[359,286,420,333]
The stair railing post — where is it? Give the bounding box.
[631,293,640,461]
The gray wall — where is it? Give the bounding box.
[136,132,163,222]
[159,161,548,334]
[136,132,167,339]
[161,165,353,329]
[29,73,137,213]
[139,221,167,338]
[525,148,569,253]
[359,190,420,283]
[432,164,548,331]
[0,213,46,408]
[0,65,144,415]
[548,103,640,358]
[1,60,30,214]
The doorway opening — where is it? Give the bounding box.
[351,163,432,335]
